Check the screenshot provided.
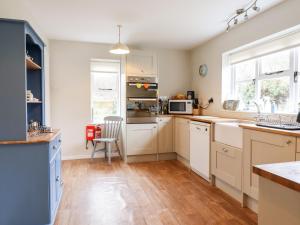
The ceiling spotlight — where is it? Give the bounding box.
[226,25,230,32]
[236,9,245,15]
[225,0,261,33]
[253,5,260,12]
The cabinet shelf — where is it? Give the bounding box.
[26,57,41,70]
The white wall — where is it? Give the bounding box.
[0,0,51,125]
[190,0,300,119]
[49,40,191,159]
[156,49,191,96]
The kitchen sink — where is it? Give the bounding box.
[214,121,244,148]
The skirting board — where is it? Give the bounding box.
[176,154,190,168]
[62,152,120,161]
[214,177,258,213]
[126,152,177,163]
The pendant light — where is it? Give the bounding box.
[109,25,130,55]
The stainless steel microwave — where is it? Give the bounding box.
[168,100,193,114]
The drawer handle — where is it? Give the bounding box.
[222,148,229,153]
[53,146,57,150]
[286,140,292,145]
[58,139,62,143]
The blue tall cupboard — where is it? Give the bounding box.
[0,18,45,141]
[0,19,62,225]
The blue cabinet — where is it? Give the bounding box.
[0,132,63,225]
[0,18,45,141]
[49,134,63,223]
[0,18,62,225]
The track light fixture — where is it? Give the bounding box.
[226,0,260,32]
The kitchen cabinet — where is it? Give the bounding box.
[0,132,62,225]
[297,138,300,153]
[158,117,173,153]
[126,50,158,76]
[297,153,300,161]
[174,118,190,160]
[0,19,45,141]
[243,129,296,200]
[126,123,158,155]
[211,141,242,190]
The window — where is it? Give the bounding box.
[90,60,121,123]
[226,48,300,113]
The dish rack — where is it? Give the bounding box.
[256,115,300,130]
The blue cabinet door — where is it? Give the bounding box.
[55,149,62,202]
[50,159,56,218]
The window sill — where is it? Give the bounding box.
[220,109,297,117]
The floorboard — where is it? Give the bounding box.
[54,159,257,225]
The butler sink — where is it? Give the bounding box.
[214,121,244,148]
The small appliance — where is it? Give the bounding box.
[168,99,193,114]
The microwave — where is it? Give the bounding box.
[168,100,193,114]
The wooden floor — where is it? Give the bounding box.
[54,159,257,225]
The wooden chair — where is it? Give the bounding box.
[91,116,123,164]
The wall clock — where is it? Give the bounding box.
[199,64,208,77]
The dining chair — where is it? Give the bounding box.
[91,116,123,164]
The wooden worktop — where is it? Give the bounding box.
[0,129,61,145]
[240,123,300,137]
[159,114,238,124]
[253,161,300,192]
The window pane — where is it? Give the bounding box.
[92,101,118,123]
[92,72,118,100]
[235,60,256,81]
[236,81,255,111]
[259,76,290,113]
[261,50,290,74]
[91,61,120,124]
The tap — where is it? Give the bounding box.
[253,101,261,120]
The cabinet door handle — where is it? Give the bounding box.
[56,176,60,182]
[58,139,62,143]
[286,140,292,145]
[53,146,57,150]
[222,148,228,153]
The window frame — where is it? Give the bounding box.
[90,59,121,124]
[229,47,299,114]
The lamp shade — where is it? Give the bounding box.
[109,42,130,55]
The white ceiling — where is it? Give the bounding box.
[23,0,285,50]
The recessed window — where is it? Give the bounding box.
[90,60,121,123]
[224,48,300,113]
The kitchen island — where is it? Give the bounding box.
[253,162,300,225]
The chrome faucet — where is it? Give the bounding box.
[253,101,261,121]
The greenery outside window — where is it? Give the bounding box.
[229,48,299,113]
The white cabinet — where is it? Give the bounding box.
[211,142,242,190]
[126,50,158,76]
[243,129,296,200]
[174,118,190,160]
[126,124,158,155]
[158,117,173,153]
